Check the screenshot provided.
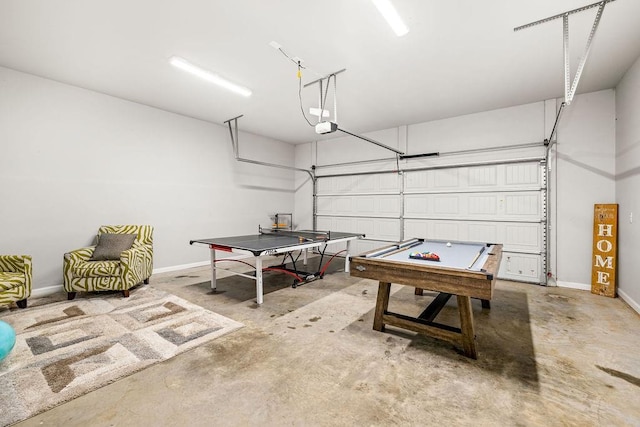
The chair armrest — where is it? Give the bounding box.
[63,247,95,289]
[64,247,96,264]
[0,255,32,274]
[120,247,141,262]
[120,247,148,284]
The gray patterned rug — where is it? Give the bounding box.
[0,287,243,426]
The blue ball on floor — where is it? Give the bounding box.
[0,320,17,362]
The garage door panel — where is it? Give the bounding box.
[316,196,351,215]
[335,217,356,233]
[375,219,401,241]
[405,163,542,193]
[317,195,401,217]
[316,216,360,233]
[405,171,427,189]
[315,216,333,231]
[432,222,463,240]
[316,197,330,214]
[505,163,540,186]
[356,197,376,215]
[315,217,368,255]
[377,196,402,215]
[469,195,498,215]
[499,252,541,283]
[505,193,540,217]
[403,220,466,241]
[316,174,400,195]
[406,169,463,191]
[316,178,333,194]
[336,198,353,213]
[335,176,356,193]
[405,192,540,221]
[353,173,400,193]
[316,196,352,216]
[434,195,460,214]
[379,174,401,191]
[469,167,497,186]
[434,169,460,188]
[405,197,428,215]
[404,219,428,239]
[354,218,375,236]
[468,223,499,243]
[504,224,541,252]
[316,216,399,242]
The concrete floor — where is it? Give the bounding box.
[11,257,640,426]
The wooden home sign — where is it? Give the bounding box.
[591,204,618,297]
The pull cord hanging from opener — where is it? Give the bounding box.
[298,60,315,127]
[296,62,340,131]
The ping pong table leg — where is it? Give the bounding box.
[255,256,264,305]
[210,247,217,291]
[345,240,352,273]
[303,248,308,266]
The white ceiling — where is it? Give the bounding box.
[1,0,639,144]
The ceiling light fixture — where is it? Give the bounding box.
[371,0,409,37]
[169,56,252,97]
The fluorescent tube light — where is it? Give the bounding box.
[169,56,252,97]
[371,0,409,37]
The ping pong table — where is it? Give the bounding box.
[190,228,364,304]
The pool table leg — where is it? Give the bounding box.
[457,295,477,359]
[374,282,391,332]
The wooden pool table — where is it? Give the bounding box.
[350,238,503,359]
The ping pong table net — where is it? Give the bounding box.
[260,228,331,242]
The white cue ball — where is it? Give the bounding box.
[446,242,452,247]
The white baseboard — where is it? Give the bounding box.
[32,284,64,298]
[152,261,210,274]
[556,280,591,291]
[618,288,640,315]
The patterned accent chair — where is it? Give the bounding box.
[63,225,153,300]
[0,255,32,308]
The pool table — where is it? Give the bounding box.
[350,238,503,359]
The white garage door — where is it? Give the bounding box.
[315,171,402,256]
[315,159,546,284]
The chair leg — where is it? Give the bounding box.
[16,299,27,309]
[144,278,150,285]
[122,290,130,298]
[67,292,77,300]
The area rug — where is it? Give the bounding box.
[0,287,243,426]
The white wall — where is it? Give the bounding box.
[615,55,640,312]
[295,92,617,289]
[0,66,295,293]
[552,90,617,288]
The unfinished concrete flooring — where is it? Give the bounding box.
[12,259,640,426]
